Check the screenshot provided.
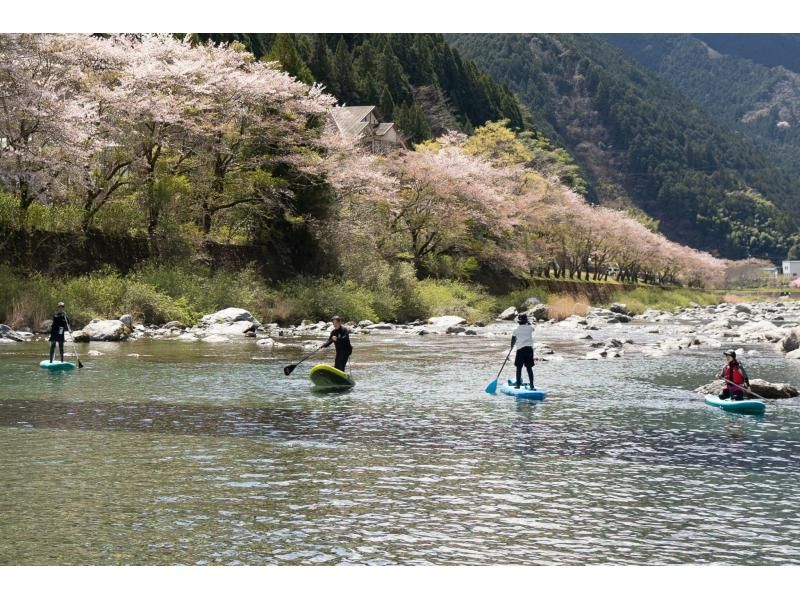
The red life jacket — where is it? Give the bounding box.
[723,363,746,387]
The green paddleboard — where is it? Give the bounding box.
[309,364,354,389]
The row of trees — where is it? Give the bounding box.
[324,123,727,288]
[0,33,335,248]
[1,34,728,290]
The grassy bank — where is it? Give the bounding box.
[0,264,726,330]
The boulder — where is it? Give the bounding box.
[465,329,478,336]
[203,321,258,336]
[781,327,800,353]
[0,324,24,342]
[199,308,260,335]
[82,319,128,341]
[427,316,467,328]
[523,297,542,307]
[201,334,230,343]
[87,350,103,356]
[71,330,90,343]
[164,321,186,330]
[498,306,517,321]
[176,333,198,342]
[446,326,466,334]
[366,323,395,330]
[530,305,549,321]
[734,304,752,314]
[119,314,134,328]
[736,321,784,343]
[357,320,375,328]
[694,378,798,399]
[609,303,628,314]
[0,337,15,344]
[786,348,800,359]
[39,320,53,334]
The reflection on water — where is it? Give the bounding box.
[1,329,800,565]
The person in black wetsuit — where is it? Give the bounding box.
[322,316,352,372]
[49,301,68,363]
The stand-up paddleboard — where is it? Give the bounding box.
[309,364,355,390]
[500,380,546,400]
[39,360,76,371]
[704,394,765,415]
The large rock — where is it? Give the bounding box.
[609,303,628,314]
[780,327,800,353]
[694,378,798,399]
[198,308,260,337]
[357,320,375,328]
[529,304,549,321]
[497,306,517,321]
[71,330,90,343]
[427,316,467,328]
[736,321,784,343]
[164,321,186,330]
[81,319,128,341]
[0,324,24,342]
[119,314,134,328]
[39,319,53,334]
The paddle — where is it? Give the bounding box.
[485,345,514,394]
[63,315,84,369]
[283,342,327,376]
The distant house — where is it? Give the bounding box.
[782,260,800,278]
[330,106,406,153]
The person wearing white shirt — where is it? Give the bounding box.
[510,313,535,389]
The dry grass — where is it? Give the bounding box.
[547,293,591,321]
[722,294,751,304]
[6,296,49,330]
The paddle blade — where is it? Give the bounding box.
[485,378,498,395]
[283,364,297,376]
[77,359,84,369]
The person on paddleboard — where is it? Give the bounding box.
[510,313,535,389]
[718,349,750,401]
[322,316,352,372]
[49,301,68,363]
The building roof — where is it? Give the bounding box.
[374,122,395,137]
[330,106,377,137]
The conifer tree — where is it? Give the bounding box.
[379,85,396,121]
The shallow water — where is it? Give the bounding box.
[2,326,800,565]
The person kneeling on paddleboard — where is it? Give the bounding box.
[323,316,352,372]
[719,349,750,401]
[511,313,535,389]
[49,301,68,363]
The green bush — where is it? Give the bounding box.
[278,277,379,324]
[610,287,722,314]
[416,279,496,323]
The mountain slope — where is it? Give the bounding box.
[603,34,800,183]
[448,33,800,260]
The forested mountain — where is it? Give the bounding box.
[603,34,800,190]
[448,33,800,260]
[197,33,527,143]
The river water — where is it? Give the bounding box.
[1,322,800,565]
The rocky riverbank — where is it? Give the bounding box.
[5,299,800,397]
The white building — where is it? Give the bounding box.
[330,106,406,153]
[782,260,800,278]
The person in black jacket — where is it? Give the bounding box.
[49,301,68,363]
[322,316,352,372]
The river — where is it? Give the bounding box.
[1,322,800,564]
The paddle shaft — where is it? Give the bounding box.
[63,315,84,368]
[494,345,514,383]
[284,342,328,375]
[723,378,768,401]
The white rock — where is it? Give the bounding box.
[256,338,288,349]
[82,319,127,341]
[498,306,517,321]
[201,334,230,343]
[87,350,103,356]
[427,316,467,328]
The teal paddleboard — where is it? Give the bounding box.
[309,364,355,389]
[704,394,765,415]
[39,360,76,371]
[501,380,547,400]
